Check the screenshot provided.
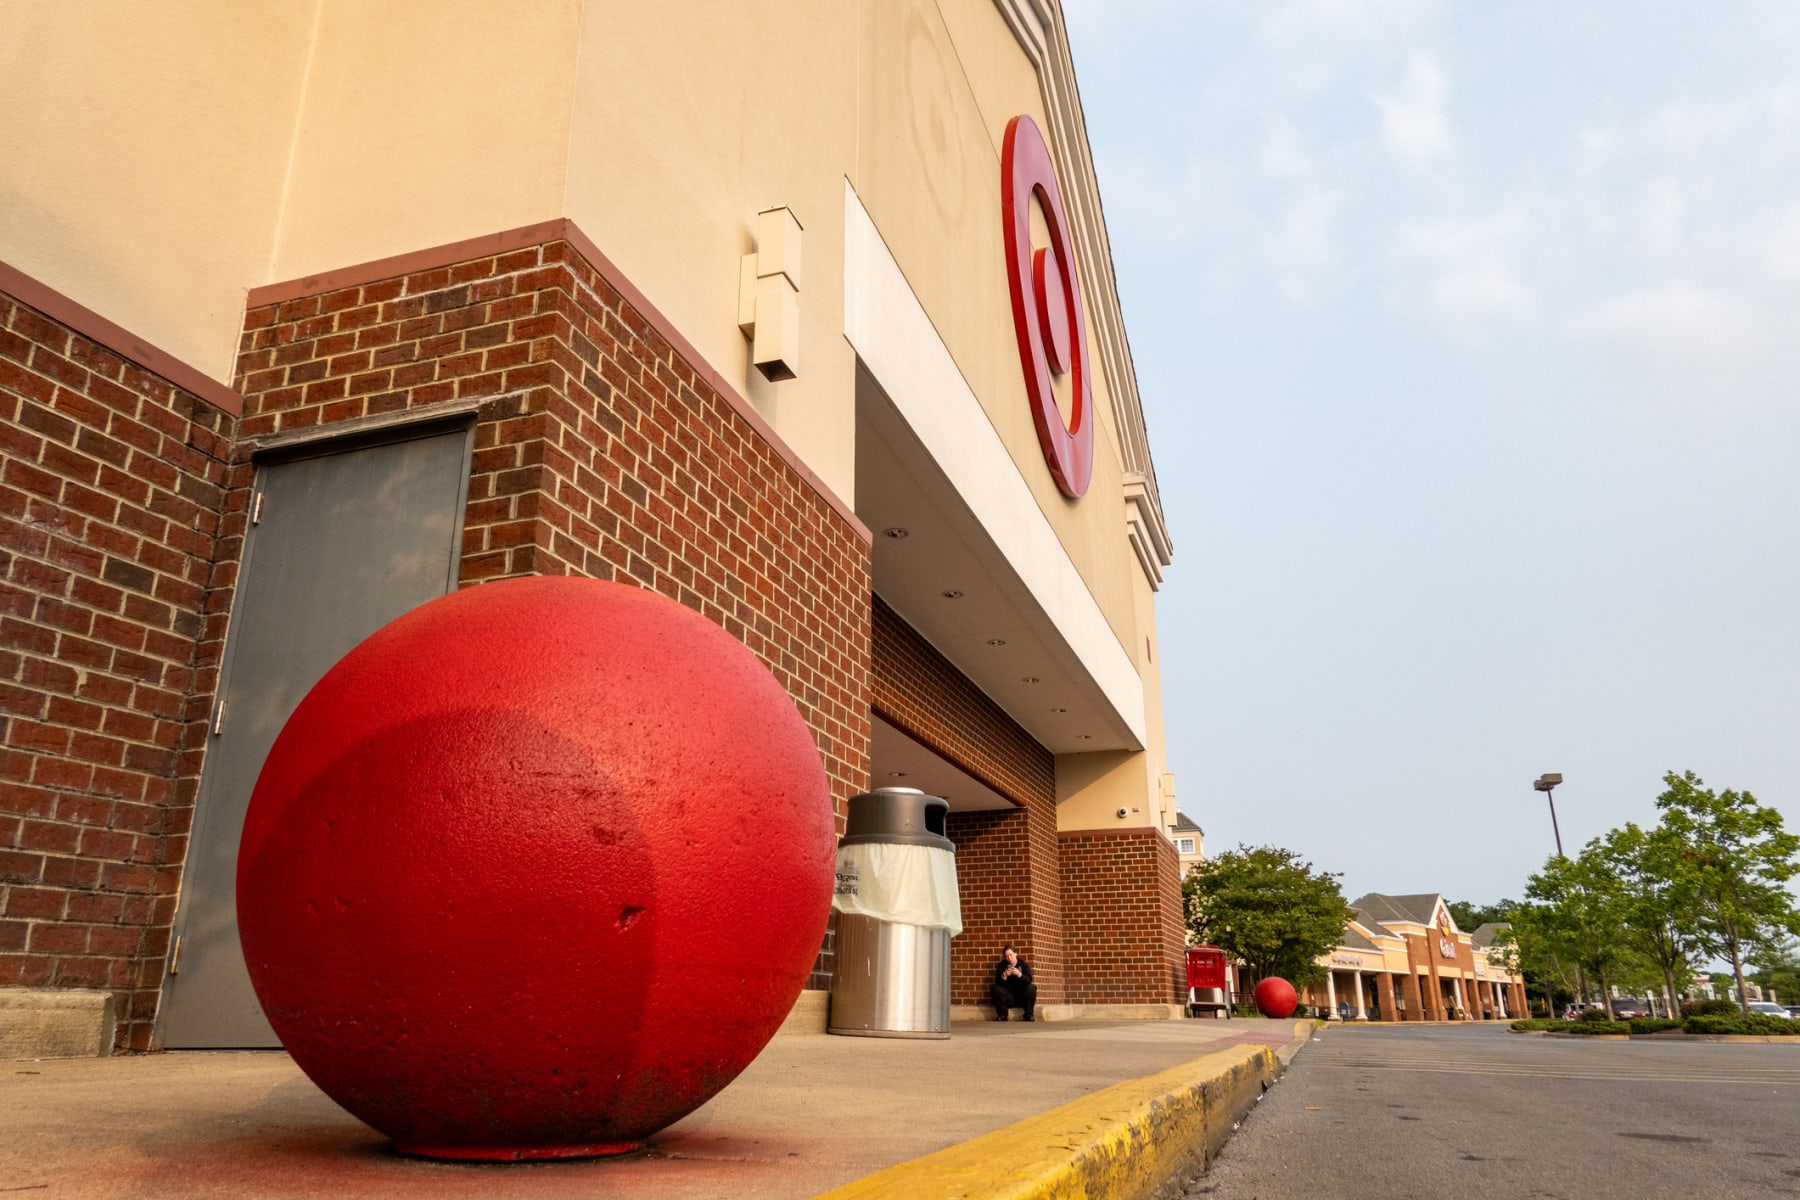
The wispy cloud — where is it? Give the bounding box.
[1391,211,1533,340]
[1372,53,1454,162]
[1570,286,1762,361]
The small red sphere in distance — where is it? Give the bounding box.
[237,577,836,1160]
[1253,976,1299,1020]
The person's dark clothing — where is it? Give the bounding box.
[991,957,1036,1020]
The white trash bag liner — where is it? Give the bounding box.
[831,842,961,936]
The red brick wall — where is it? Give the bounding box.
[1404,933,1448,1019]
[870,596,1062,1006]
[945,800,1063,1007]
[230,233,872,990]
[3,221,872,1050]
[1057,829,1184,1005]
[870,596,1052,804]
[1,287,234,1050]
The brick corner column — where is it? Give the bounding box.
[1401,969,1423,1022]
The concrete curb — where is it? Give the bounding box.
[814,1022,1309,1200]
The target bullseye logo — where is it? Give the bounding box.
[1002,113,1093,500]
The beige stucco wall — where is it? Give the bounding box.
[0,0,583,386]
[1134,559,1171,821]
[0,1,316,380]
[852,0,1139,655]
[1,0,1164,731]
[1054,552,1172,830]
[266,0,581,285]
[563,0,860,500]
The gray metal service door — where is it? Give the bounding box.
[158,426,470,1048]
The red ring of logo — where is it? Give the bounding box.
[1002,114,1093,500]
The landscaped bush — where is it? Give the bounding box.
[1626,1017,1682,1034]
[1564,1017,1631,1034]
[1684,1013,1800,1036]
[1682,998,1740,1018]
[1576,1007,1615,1024]
[1511,1018,1571,1031]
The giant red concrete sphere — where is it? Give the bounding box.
[236,576,836,1159]
[1253,977,1298,1020]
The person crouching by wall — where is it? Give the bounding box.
[992,945,1036,1021]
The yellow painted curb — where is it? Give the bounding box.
[815,1037,1288,1200]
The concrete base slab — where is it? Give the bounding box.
[0,988,116,1060]
[0,1017,1313,1199]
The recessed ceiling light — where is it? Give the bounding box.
[940,589,963,599]
[887,771,908,778]
[986,638,1007,646]
[883,527,910,539]
[1076,734,1092,740]
[1021,676,1040,684]
[1051,707,1068,714]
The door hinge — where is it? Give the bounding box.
[211,700,226,736]
[169,935,184,976]
[251,491,265,524]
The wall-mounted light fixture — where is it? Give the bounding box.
[738,206,802,381]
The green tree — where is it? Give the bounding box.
[1520,842,1639,1017]
[1447,898,1518,931]
[1505,904,1580,1016]
[1595,822,1700,1015]
[1183,845,1352,989]
[1654,771,1800,1016]
[1749,935,1799,1004]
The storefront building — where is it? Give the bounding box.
[1304,893,1527,1022]
[0,1,1180,1051]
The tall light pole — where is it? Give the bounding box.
[1533,772,1582,1013]
[1533,773,1565,858]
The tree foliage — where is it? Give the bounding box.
[1594,821,1699,1013]
[1506,770,1800,1018]
[1448,898,1517,931]
[1184,845,1352,988]
[1520,845,1641,1017]
[1655,770,1800,1015]
[1749,936,1800,1003]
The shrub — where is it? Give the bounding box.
[1565,1018,1630,1035]
[1511,1018,1570,1031]
[1683,998,1739,1018]
[1577,1007,1615,1024]
[1683,1013,1800,1036]
[1626,1017,1682,1035]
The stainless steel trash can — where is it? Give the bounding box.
[827,787,960,1038]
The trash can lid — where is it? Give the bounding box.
[839,787,954,850]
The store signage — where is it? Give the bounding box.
[1330,955,1365,967]
[1001,113,1093,499]
[1437,912,1457,959]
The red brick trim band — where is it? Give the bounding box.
[247,219,867,543]
[0,260,243,417]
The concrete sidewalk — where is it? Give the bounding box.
[1,1016,1313,1199]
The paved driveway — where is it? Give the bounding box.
[1173,1022,1800,1199]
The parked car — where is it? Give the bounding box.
[1746,1002,1793,1019]
[1611,1000,1649,1020]
[1787,1006,1800,1018]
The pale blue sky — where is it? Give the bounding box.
[1063,1,1800,906]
